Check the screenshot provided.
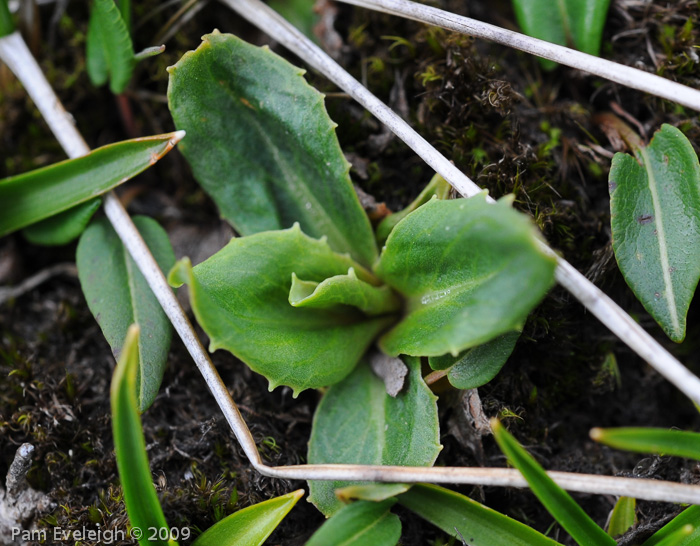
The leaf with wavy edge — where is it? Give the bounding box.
[167,31,377,266]
[375,195,556,357]
[609,124,700,342]
[169,224,395,395]
[308,357,441,516]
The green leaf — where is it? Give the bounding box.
[335,484,411,504]
[643,506,700,546]
[289,269,402,316]
[268,0,318,41]
[305,499,401,546]
[590,427,700,460]
[193,490,303,546]
[512,0,611,70]
[397,484,562,545]
[376,173,451,245]
[492,419,616,546]
[168,225,395,395]
[86,0,134,93]
[428,331,520,390]
[607,497,636,537]
[0,0,15,37]
[307,357,441,516]
[609,124,700,342]
[375,195,556,357]
[111,325,176,546]
[167,31,377,266]
[78,216,175,412]
[22,198,102,246]
[0,132,183,238]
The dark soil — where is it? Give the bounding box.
[2,1,700,545]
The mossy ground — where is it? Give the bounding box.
[1,1,700,545]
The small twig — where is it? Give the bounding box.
[219,0,700,412]
[339,0,700,112]
[0,263,77,305]
[5,443,34,498]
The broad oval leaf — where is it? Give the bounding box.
[0,131,184,238]
[307,356,441,516]
[167,31,377,266]
[590,427,700,460]
[375,195,556,357]
[168,225,395,395]
[492,419,616,546]
[193,489,303,546]
[609,124,700,342]
[86,0,134,93]
[78,216,175,412]
[428,331,520,390]
[512,0,611,70]
[111,325,175,546]
[22,198,102,246]
[643,506,700,546]
[607,497,636,538]
[397,484,562,546]
[305,499,401,546]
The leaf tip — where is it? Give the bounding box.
[167,257,192,288]
[172,129,186,144]
[589,427,604,442]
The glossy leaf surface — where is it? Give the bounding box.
[305,499,401,546]
[111,325,175,546]
[512,0,611,70]
[78,216,175,412]
[308,357,441,516]
[168,32,376,266]
[22,198,101,246]
[493,420,615,546]
[643,506,700,546]
[397,484,561,545]
[591,427,700,460]
[86,0,134,93]
[0,132,183,237]
[609,124,700,342]
[428,331,520,390]
[608,497,636,537]
[169,225,395,395]
[375,196,556,357]
[193,490,303,546]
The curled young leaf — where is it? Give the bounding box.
[169,225,396,395]
[375,195,556,357]
[307,357,441,516]
[609,124,700,342]
[168,32,377,266]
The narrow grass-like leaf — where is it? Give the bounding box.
[492,419,615,546]
[335,484,410,504]
[375,195,556,357]
[168,31,377,266]
[512,0,611,70]
[193,490,303,546]
[609,124,700,342]
[0,132,183,237]
[305,499,401,546]
[22,198,101,246]
[376,173,451,245]
[591,427,700,460]
[168,225,395,395]
[308,357,441,516]
[86,0,134,93]
[607,497,636,537]
[428,331,520,390]
[397,484,562,545]
[111,325,175,546]
[78,216,175,412]
[643,506,700,546]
